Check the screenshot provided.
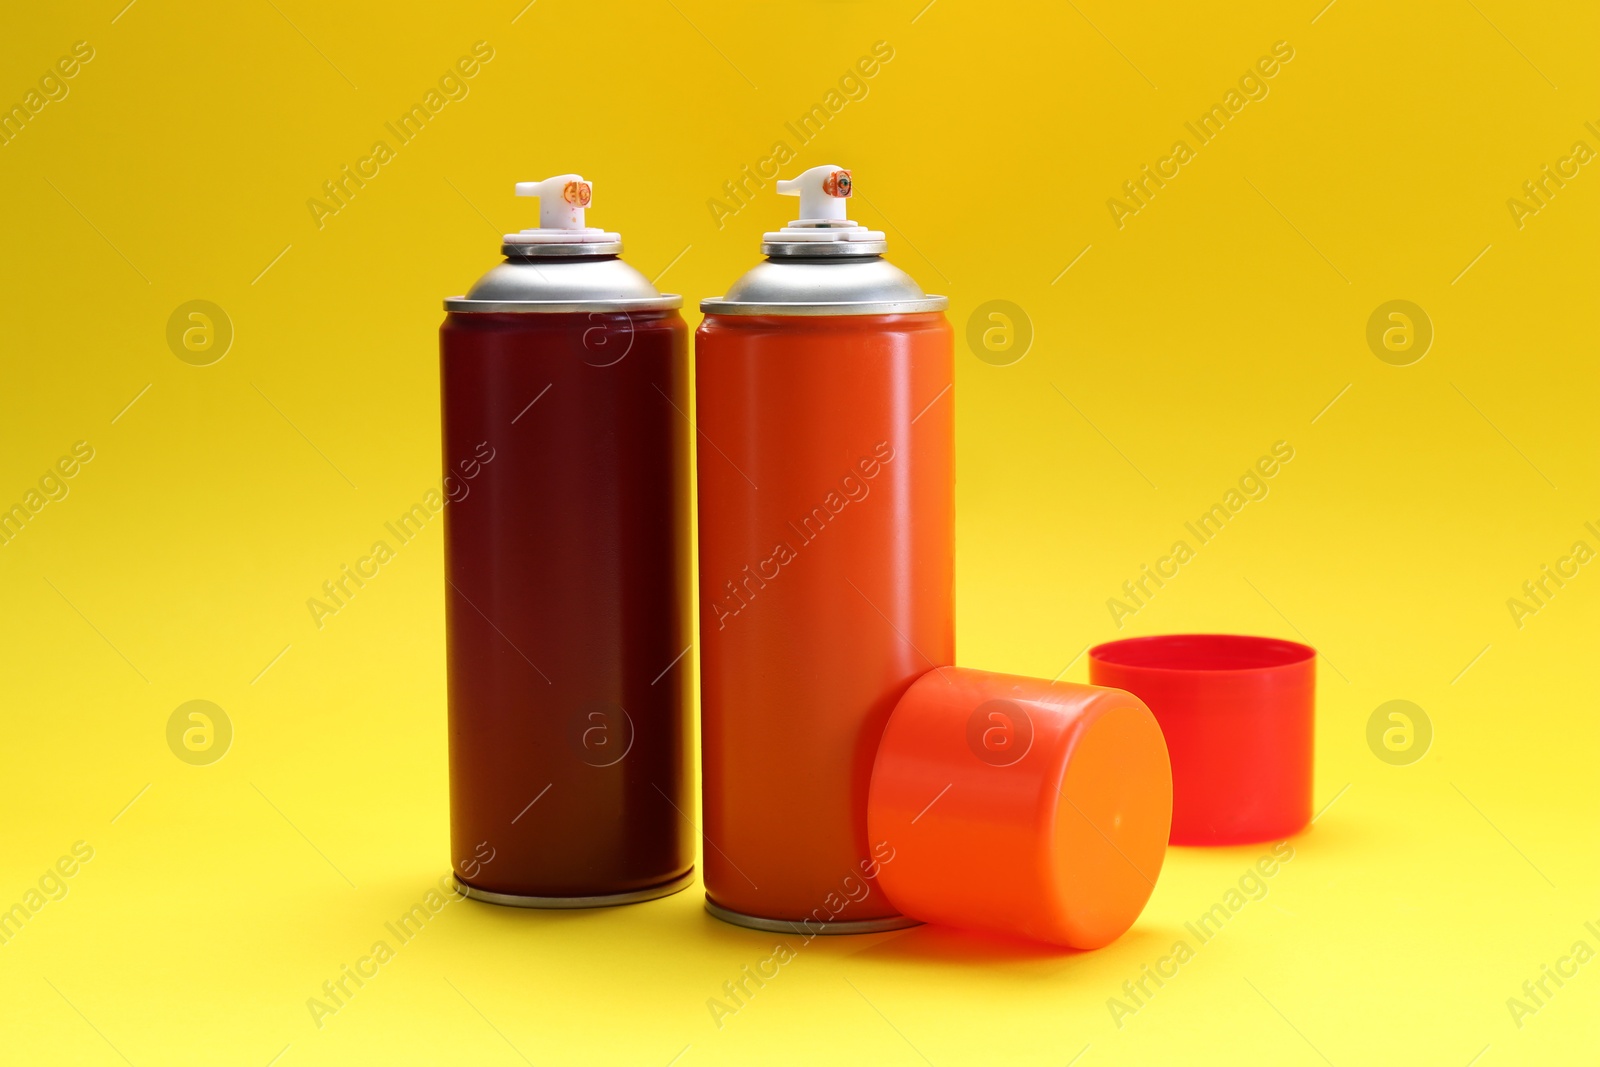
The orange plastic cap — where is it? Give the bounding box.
[867,668,1172,949]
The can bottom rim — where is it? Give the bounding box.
[704,897,922,935]
[455,869,695,910]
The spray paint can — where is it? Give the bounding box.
[441,175,694,906]
[696,165,954,932]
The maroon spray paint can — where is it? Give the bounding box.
[440,175,693,906]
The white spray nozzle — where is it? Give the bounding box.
[505,174,619,246]
[777,165,852,221]
[764,164,884,248]
[515,175,593,230]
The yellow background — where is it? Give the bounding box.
[2,0,1597,1063]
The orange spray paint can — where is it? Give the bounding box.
[695,166,954,932]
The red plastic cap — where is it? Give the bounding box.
[867,668,1172,949]
[1089,634,1315,846]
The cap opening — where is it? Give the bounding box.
[1089,634,1314,673]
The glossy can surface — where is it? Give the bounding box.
[441,309,694,900]
[695,312,954,925]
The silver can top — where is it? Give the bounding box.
[444,175,681,314]
[700,165,946,316]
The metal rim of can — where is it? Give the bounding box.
[444,295,683,313]
[452,869,695,908]
[761,240,890,258]
[698,296,949,316]
[703,897,922,934]
[498,240,626,257]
